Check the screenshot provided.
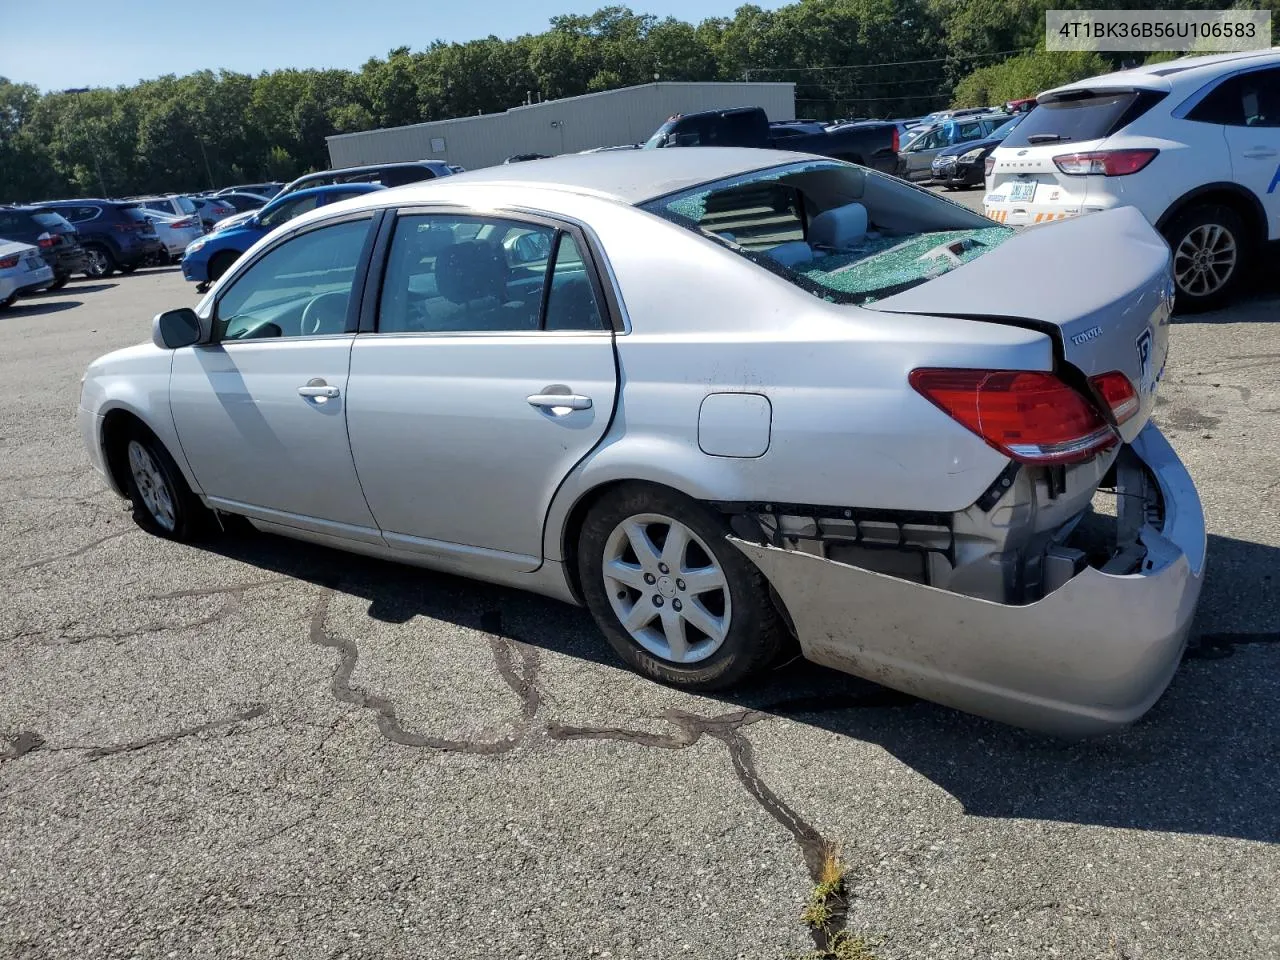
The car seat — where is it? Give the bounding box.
[809,202,869,251]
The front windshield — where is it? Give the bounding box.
[992,115,1022,138]
[643,119,678,149]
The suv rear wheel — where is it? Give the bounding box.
[1162,203,1248,313]
[83,244,117,278]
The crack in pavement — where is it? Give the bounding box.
[84,704,269,759]
[17,526,134,572]
[309,589,541,754]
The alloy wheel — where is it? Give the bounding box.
[601,513,732,664]
[1173,223,1237,297]
[127,440,176,532]
[84,248,108,277]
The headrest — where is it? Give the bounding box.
[435,240,508,304]
[766,240,815,268]
[809,202,869,250]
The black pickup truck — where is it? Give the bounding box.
[642,107,900,172]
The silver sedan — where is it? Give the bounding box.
[78,148,1205,736]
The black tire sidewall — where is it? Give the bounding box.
[577,483,783,691]
[1163,204,1248,312]
[122,430,202,541]
[209,252,238,282]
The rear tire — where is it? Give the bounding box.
[1162,203,1248,313]
[119,262,139,274]
[208,251,240,284]
[0,292,16,310]
[119,427,209,542]
[47,275,69,292]
[83,244,116,278]
[577,483,786,691]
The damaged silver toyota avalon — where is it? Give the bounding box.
[78,148,1205,736]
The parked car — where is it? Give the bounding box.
[191,196,236,231]
[985,49,1280,310]
[133,194,200,221]
[896,113,1009,180]
[145,211,205,262]
[0,239,55,308]
[181,183,385,290]
[80,149,1204,737]
[0,205,87,290]
[279,160,455,195]
[930,114,1026,189]
[209,193,272,234]
[37,200,164,277]
[214,182,284,200]
[643,107,901,172]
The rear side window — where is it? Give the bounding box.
[0,212,31,232]
[176,196,197,214]
[121,206,152,223]
[32,212,70,230]
[1003,90,1164,146]
[1188,68,1280,127]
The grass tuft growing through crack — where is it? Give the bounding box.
[794,847,878,960]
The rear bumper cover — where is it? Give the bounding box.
[732,423,1205,737]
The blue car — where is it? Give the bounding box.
[181,183,385,290]
[930,114,1025,189]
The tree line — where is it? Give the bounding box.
[0,0,1272,200]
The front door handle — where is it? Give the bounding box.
[527,393,592,412]
[1243,148,1278,159]
[298,379,340,400]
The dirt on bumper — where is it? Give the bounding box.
[731,423,1206,737]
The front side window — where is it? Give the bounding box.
[377,214,606,333]
[258,195,320,230]
[214,218,371,341]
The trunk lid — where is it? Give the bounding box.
[867,206,1173,443]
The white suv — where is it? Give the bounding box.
[984,49,1280,310]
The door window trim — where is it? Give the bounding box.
[360,202,625,336]
[209,209,384,345]
[1173,63,1280,121]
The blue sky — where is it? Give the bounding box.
[1,0,784,91]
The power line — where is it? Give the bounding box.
[743,47,1034,78]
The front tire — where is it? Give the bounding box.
[1162,204,1248,313]
[578,483,786,691]
[121,429,209,541]
[208,250,239,284]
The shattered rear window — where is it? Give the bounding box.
[642,161,1014,305]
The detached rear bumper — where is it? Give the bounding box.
[732,423,1206,737]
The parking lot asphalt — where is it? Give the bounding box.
[1,258,1277,960]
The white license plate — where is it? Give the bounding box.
[1009,181,1036,202]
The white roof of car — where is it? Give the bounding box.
[1045,47,1280,97]
[391,147,815,205]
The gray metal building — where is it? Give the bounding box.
[325,81,795,171]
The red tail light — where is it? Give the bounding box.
[170,217,196,228]
[36,232,58,248]
[892,125,899,153]
[1089,371,1139,425]
[984,155,996,178]
[1053,149,1158,177]
[909,368,1118,465]
[0,254,19,269]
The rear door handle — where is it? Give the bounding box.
[1243,148,1278,158]
[527,393,592,411]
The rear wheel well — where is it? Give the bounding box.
[1157,185,1267,247]
[557,479,798,642]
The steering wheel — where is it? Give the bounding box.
[299,291,349,336]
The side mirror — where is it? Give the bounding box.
[152,308,201,350]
